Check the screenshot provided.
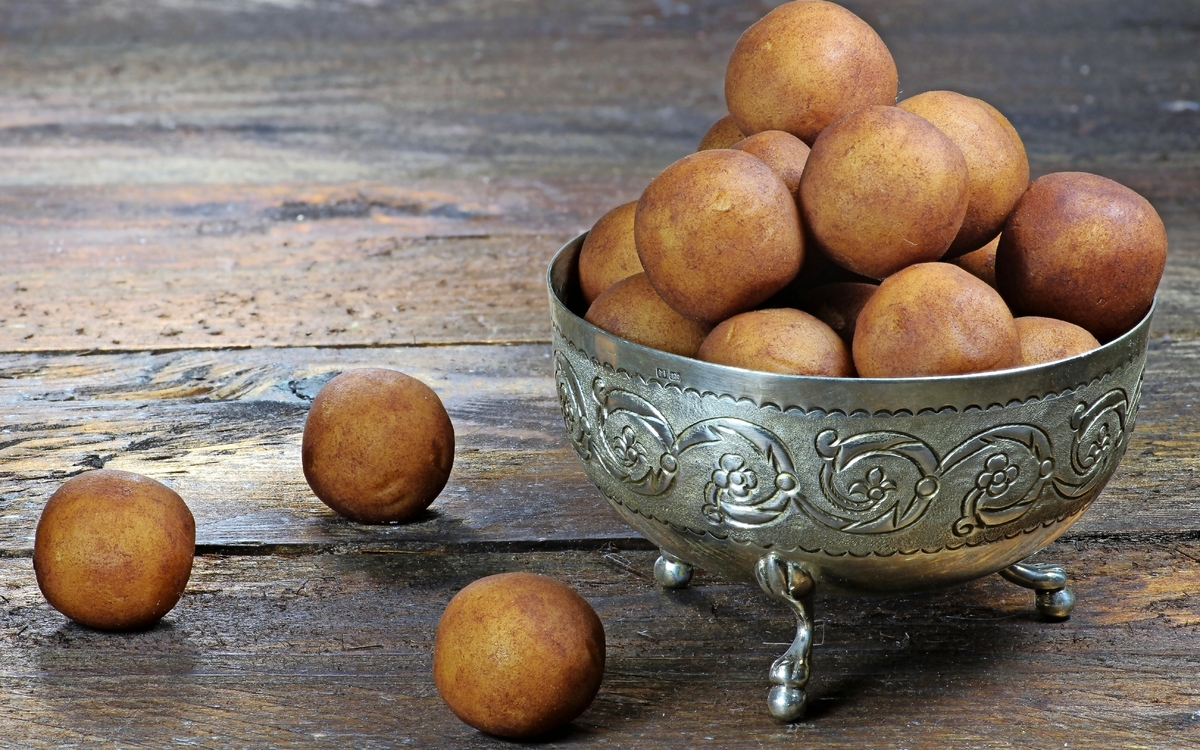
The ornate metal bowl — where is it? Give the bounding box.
[548,233,1150,721]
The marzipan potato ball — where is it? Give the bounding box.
[698,308,853,377]
[302,368,455,524]
[433,572,605,739]
[949,235,1000,289]
[800,105,970,279]
[1014,316,1101,366]
[698,114,745,151]
[635,149,803,324]
[34,469,195,631]
[725,0,897,144]
[578,201,642,305]
[853,262,1021,377]
[898,90,1030,257]
[996,171,1167,342]
[731,130,811,200]
[798,281,878,344]
[585,272,712,357]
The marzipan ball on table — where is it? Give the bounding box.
[433,572,606,739]
[585,272,712,358]
[578,201,642,306]
[996,171,1167,342]
[698,308,854,377]
[302,367,455,523]
[724,0,898,144]
[799,105,970,280]
[635,149,803,325]
[898,90,1030,258]
[34,469,195,631]
[853,263,1021,378]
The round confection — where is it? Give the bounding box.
[949,235,1000,289]
[798,281,878,344]
[433,572,605,739]
[698,308,853,377]
[698,114,746,151]
[799,105,970,280]
[995,171,1167,342]
[731,130,811,200]
[725,0,897,144]
[34,469,195,631]
[853,262,1021,377]
[635,149,803,324]
[898,91,1029,258]
[584,272,711,357]
[578,201,642,305]
[302,368,455,524]
[1015,316,1101,366]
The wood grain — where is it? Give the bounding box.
[0,1,1197,746]
[1,339,1197,554]
[2,544,1198,748]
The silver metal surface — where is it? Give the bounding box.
[653,551,694,589]
[549,232,1151,719]
[1000,562,1076,619]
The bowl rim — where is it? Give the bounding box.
[549,232,1153,415]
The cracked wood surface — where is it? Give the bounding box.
[0,0,1198,747]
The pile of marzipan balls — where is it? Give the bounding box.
[32,367,605,740]
[582,0,1167,378]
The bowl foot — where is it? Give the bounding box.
[755,553,815,723]
[653,551,693,589]
[999,561,1075,620]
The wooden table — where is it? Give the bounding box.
[1,1,1197,746]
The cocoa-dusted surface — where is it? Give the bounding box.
[697,308,854,377]
[899,90,1031,257]
[853,262,1020,377]
[584,272,711,358]
[578,201,642,306]
[1014,316,1102,367]
[731,130,812,199]
[1,1,1199,747]
[725,0,898,144]
[997,171,1169,342]
[800,105,970,279]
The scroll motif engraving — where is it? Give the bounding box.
[555,347,1141,544]
[811,430,940,533]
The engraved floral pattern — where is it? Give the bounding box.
[976,454,1019,497]
[612,425,644,469]
[848,467,895,507]
[1085,423,1113,466]
[713,454,758,498]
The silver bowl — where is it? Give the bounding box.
[548,233,1150,721]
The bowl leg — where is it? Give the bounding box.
[653,551,693,589]
[999,561,1075,620]
[754,553,816,723]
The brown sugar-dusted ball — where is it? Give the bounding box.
[898,91,1029,258]
[996,172,1167,342]
[731,130,811,200]
[302,368,455,524]
[433,572,605,739]
[584,272,711,357]
[578,201,642,305]
[800,106,970,280]
[698,308,854,377]
[725,0,897,144]
[635,149,803,324]
[34,469,195,631]
[949,235,1000,289]
[853,263,1021,378]
[798,281,878,345]
[698,114,745,151]
[1015,316,1101,366]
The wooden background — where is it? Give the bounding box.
[1,1,1198,746]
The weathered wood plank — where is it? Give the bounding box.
[1,544,1198,748]
[0,1,1196,350]
[1,339,1196,553]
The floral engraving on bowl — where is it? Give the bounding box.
[810,430,940,533]
[555,344,1140,548]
